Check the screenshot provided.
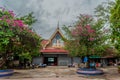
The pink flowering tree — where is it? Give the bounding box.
[0,7,42,69]
[63,14,110,59]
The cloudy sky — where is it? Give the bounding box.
[0,0,110,39]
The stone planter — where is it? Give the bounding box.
[77,68,104,75]
[0,70,14,77]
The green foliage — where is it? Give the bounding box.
[63,14,109,57]
[62,26,80,57]
[96,0,120,54]
[94,1,115,23]
[0,8,42,68]
[20,12,37,29]
[19,52,32,62]
[110,0,120,53]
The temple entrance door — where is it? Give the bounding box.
[44,57,57,66]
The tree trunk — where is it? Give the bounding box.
[0,51,9,69]
[0,57,6,68]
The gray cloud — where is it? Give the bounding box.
[1,0,110,39]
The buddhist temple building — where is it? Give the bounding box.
[32,26,81,66]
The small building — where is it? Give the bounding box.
[32,27,81,66]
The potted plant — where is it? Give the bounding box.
[118,66,120,73]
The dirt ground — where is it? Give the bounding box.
[0,66,120,80]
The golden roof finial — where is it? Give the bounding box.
[57,21,59,29]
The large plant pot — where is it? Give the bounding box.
[118,69,120,73]
[0,70,14,77]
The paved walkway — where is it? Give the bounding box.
[0,66,120,80]
[0,77,107,80]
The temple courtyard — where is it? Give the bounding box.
[0,66,120,80]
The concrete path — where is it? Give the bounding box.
[0,66,120,80]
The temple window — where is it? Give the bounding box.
[52,33,64,47]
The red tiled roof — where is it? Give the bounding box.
[40,48,68,53]
[41,40,49,45]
